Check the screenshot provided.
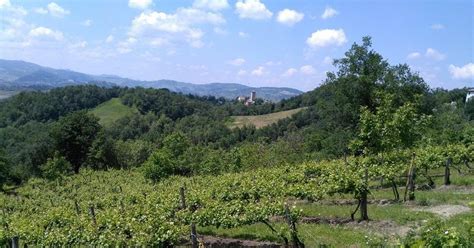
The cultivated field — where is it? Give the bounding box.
[229,107,306,129]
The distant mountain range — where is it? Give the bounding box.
[0,59,302,101]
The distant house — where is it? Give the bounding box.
[245,91,256,106]
[237,91,257,106]
[466,88,474,103]
[237,96,247,102]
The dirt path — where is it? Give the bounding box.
[179,235,282,248]
[414,204,472,217]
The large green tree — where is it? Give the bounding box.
[52,111,102,173]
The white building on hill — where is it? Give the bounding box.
[466,88,474,102]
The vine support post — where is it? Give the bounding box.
[11,236,19,248]
[404,153,416,201]
[444,158,451,186]
[360,167,369,221]
[89,205,97,226]
[179,186,186,210]
[74,200,80,214]
[190,223,198,248]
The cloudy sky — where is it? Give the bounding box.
[0,0,472,91]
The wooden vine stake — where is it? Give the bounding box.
[404,153,416,201]
[11,236,19,248]
[89,205,97,226]
[444,158,451,186]
[74,200,81,214]
[179,186,186,210]
[190,223,198,248]
[360,167,369,221]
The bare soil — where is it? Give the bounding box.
[179,235,282,248]
[415,204,472,218]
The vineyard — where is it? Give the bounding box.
[1,143,472,247]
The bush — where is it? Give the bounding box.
[402,219,471,247]
[40,154,72,180]
[142,150,175,182]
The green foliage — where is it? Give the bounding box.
[142,149,175,183]
[0,149,9,189]
[114,139,155,169]
[0,85,119,127]
[52,111,102,173]
[86,131,118,170]
[403,220,472,247]
[350,92,428,155]
[40,153,72,180]
[90,98,138,127]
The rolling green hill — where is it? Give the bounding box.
[229,107,306,129]
[90,98,137,126]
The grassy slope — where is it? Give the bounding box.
[90,98,137,126]
[229,107,306,129]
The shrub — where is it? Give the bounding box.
[142,150,175,182]
[402,219,471,247]
[40,154,72,180]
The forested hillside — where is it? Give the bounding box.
[0,59,302,101]
[0,38,472,247]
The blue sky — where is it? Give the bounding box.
[0,0,472,91]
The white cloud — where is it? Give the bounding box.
[282,68,297,77]
[29,26,63,40]
[251,66,265,76]
[323,56,333,65]
[117,37,137,54]
[407,52,421,59]
[431,24,444,30]
[34,2,70,17]
[449,63,474,80]
[193,0,229,11]
[238,31,248,37]
[300,65,315,75]
[213,27,228,35]
[277,9,304,26]
[265,61,281,66]
[129,8,225,48]
[228,58,246,66]
[425,48,445,61]
[34,7,48,14]
[235,0,272,20]
[69,41,87,49]
[306,29,347,48]
[237,69,247,76]
[105,35,114,43]
[47,2,70,17]
[150,37,168,47]
[0,0,11,8]
[81,19,93,27]
[130,9,224,34]
[129,0,152,9]
[321,6,338,19]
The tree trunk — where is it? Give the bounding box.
[391,180,399,201]
[408,167,416,201]
[444,158,451,186]
[11,237,19,248]
[191,223,198,248]
[360,168,369,221]
[360,190,369,221]
[404,153,416,201]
